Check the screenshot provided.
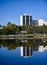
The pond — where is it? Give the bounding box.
[0,39,47,65]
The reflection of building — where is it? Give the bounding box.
[38,46,47,52]
[20,14,32,26]
[45,46,47,50]
[21,46,32,58]
[38,46,45,52]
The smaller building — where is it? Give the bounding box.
[20,31,27,34]
[38,19,47,26]
[33,20,38,26]
[0,25,2,29]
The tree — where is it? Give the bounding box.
[25,25,33,33]
[7,22,11,25]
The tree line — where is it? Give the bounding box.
[0,22,47,35]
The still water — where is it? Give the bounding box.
[0,40,47,65]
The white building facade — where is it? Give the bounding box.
[20,14,32,26]
[38,19,47,26]
[20,14,47,26]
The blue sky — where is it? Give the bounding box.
[0,0,47,25]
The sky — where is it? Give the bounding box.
[0,0,47,25]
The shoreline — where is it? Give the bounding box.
[0,34,47,40]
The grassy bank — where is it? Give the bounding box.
[0,34,47,40]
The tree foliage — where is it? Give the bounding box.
[0,22,47,35]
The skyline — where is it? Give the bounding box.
[0,0,47,25]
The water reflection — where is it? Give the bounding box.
[38,46,47,52]
[0,39,47,65]
[0,39,47,56]
[0,39,47,50]
[20,45,47,58]
[21,46,32,58]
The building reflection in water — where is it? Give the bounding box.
[38,46,47,52]
[20,46,33,58]
[20,46,47,58]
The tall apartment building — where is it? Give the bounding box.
[20,14,33,26]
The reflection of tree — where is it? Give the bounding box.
[7,45,17,50]
[0,46,2,48]
[22,40,33,47]
[0,40,19,50]
[0,40,47,50]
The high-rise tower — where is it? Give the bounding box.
[20,14,32,26]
